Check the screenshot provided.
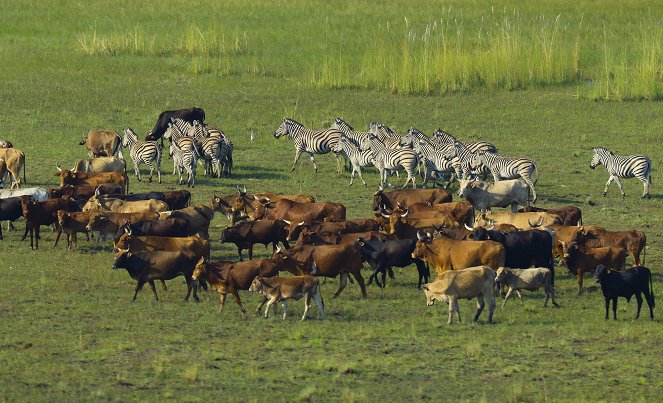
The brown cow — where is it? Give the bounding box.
[20,196,80,249]
[220,220,290,261]
[412,232,505,274]
[249,275,326,320]
[0,159,6,188]
[48,184,123,201]
[372,188,452,211]
[475,211,562,230]
[69,157,126,174]
[80,130,123,158]
[560,241,627,294]
[296,228,388,246]
[250,199,345,223]
[163,205,215,239]
[56,170,128,194]
[380,210,460,239]
[545,225,606,259]
[213,187,315,223]
[114,233,210,259]
[55,210,93,250]
[395,201,473,225]
[0,148,26,189]
[519,205,583,226]
[286,220,368,242]
[85,210,160,250]
[571,227,646,266]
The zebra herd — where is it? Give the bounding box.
[123,118,234,187]
[274,118,653,199]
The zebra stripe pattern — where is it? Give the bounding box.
[405,128,457,188]
[472,150,539,202]
[122,128,162,183]
[590,147,652,198]
[169,140,196,187]
[360,134,419,188]
[442,141,492,181]
[332,118,370,147]
[332,134,374,186]
[432,129,497,154]
[274,118,343,174]
[191,121,233,177]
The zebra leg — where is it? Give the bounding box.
[357,166,367,187]
[147,162,154,183]
[522,176,537,204]
[614,177,625,197]
[603,175,616,196]
[640,176,651,198]
[172,158,177,175]
[308,152,318,173]
[348,165,355,186]
[134,161,142,181]
[291,148,304,171]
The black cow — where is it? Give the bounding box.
[593,264,655,320]
[220,220,290,261]
[146,107,206,141]
[471,227,555,284]
[354,237,429,289]
[114,218,191,242]
[0,197,23,240]
[162,190,191,210]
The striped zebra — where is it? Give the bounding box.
[590,147,652,198]
[188,120,224,178]
[169,139,196,187]
[191,121,234,178]
[332,118,370,147]
[471,151,539,202]
[164,119,196,175]
[405,128,457,188]
[432,128,497,154]
[360,134,419,188]
[332,134,375,186]
[441,141,492,181]
[369,123,406,150]
[122,128,162,183]
[274,118,343,174]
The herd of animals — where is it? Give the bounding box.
[0,107,656,324]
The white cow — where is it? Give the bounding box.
[495,267,558,308]
[0,187,50,202]
[458,179,530,213]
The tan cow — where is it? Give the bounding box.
[421,266,496,324]
[474,211,562,230]
[56,170,128,194]
[69,157,126,174]
[0,159,6,187]
[82,196,168,213]
[412,232,505,274]
[249,275,326,320]
[0,148,26,189]
[114,233,210,259]
[495,267,557,308]
[80,130,123,159]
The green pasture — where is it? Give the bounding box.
[1,0,662,401]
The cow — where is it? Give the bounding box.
[79,130,123,158]
[431,224,473,241]
[394,201,473,225]
[48,184,122,202]
[474,211,562,230]
[560,241,627,294]
[379,210,459,239]
[297,229,388,247]
[213,187,316,223]
[162,205,214,239]
[98,191,167,204]
[112,249,200,301]
[191,254,302,314]
[0,197,23,240]
[162,190,191,210]
[85,211,161,250]
[412,232,505,275]
[354,237,429,289]
[470,227,555,284]
[56,170,129,194]
[279,245,367,298]
[372,187,452,212]
[249,276,326,320]
[114,232,210,259]
[55,210,92,250]
[593,265,654,320]
[0,139,12,148]
[457,178,529,213]
[68,157,126,174]
[1,187,49,202]
[544,225,605,259]
[0,148,26,189]
[220,220,290,260]
[250,199,346,223]
[113,218,191,241]
[146,107,206,141]
[286,220,371,242]
[519,205,583,226]
[19,196,80,249]
[421,266,496,325]
[571,227,647,266]
[82,196,168,214]
[494,267,557,308]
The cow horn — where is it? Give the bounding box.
[243,185,247,193]
[464,223,473,231]
[282,219,292,225]
[536,216,544,226]
[275,245,282,254]
[528,218,538,228]
[400,210,409,218]
[417,231,425,241]
[236,185,242,194]
[56,164,62,172]
[487,225,495,230]
[380,211,391,218]
[95,186,101,197]
[298,221,305,226]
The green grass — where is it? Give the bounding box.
[1,0,663,401]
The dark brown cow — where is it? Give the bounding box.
[279,244,367,298]
[0,197,23,240]
[146,107,206,141]
[56,170,128,194]
[55,210,92,249]
[432,224,474,241]
[394,201,473,225]
[372,188,452,211]
[380,211,460,239]
[519,205,583,226]
[219,190,316,224]
[412,232,505,274]
[163,205,215,239]
[162,190,191,210]
[114,233,210,259]
[220,220,290,260]
[49,184,123,201]
[571,227,646,266]
[296,228,388,246]
[560,241,627,294]
[20,196,80,249]
[286,220,366,242]
[85,210,161,250]
[79,130,123,158]
[250,199,345,223]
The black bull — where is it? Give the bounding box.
[146,107,206,141]
[354,237,430,289]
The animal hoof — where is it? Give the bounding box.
[602,192,606,196]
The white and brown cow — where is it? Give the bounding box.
[249,275,326,320]
[494,267,557,308]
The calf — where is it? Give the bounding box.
[355,237,429,289]
[20,196,80,249]
[85,211,161,250]
[249,275,326,320]
[495,267,557,308]
[593,265,654,320]
[0,197,22,240]
[220,220,290,260]
[421,266,496,325]
[561,241,627,294]
[55,210,92,250]
[112,249,200,301]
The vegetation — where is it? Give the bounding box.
[0,0,662,401]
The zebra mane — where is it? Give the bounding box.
[284,118,304,128]
[335,118,353,131]
[434,129,457,142]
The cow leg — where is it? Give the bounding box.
[281,300,287,320]
[231,289,246,315]
[414,261,429,289]
[577,271,583,294]
[516,290,524,304]
[313,291,326,319]
[380,267,388,288]
[237,247,244,261]
[264,297,277,318]
[160,280,168,291]
[474,294,486,322]
[635,292,643,319]
[148,280,160,301]
[21,224,29,241]
[333,273,348,298]
[543,287,550,307]
[612,297,619,320]
[447,296,457,325]
[132,280,147,301]
[248,244,254,260]
[219,293,227,312]
[643,287,655,319]
[604,298,610,320]
[302,294,311,320]
[501,287,514,309]
[353,271,367,298]
[256,296,268,314]
[34,226,40,250]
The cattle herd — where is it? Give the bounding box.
[0,109,655,324]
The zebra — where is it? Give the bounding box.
[471,150,539,202]
[404,128,458,188]
[190,120,233,177]
[360,133,419,188]
[369,123,407,150]
[188,120,223,178]
[332,118,370,147]
[122,128,162,183]
[590,147,652,198]
[441,141,492,181]
[332,134,375,186]
[274,118,343,174]
[164,119,196,175]
[432,128,497,153]
[169,138,197,187]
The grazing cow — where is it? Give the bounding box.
[372,188,452,211]
[474,211,562,230]
[519,205,583,226]
[220,220,290,260]
[55,210,92,249]
[297,229,388,247]
[279,245,367,298]
[495,267,557,308]
[162,205,214,239]
[0,197,23,240]
[146,107,206,141]
[0,148,26,189]
[82,196,168,214]
[56,170,129,194]
[457,178,529,213]
[421,266,496,325]
[412,232,505,274]
[355,237,429,289]
[379,210,459,239]
[85,211,161,250]
[191,255,302,313]
[571,227,647,266]
[395,201,473,225]
[112,249,199,301]
[20,196,80,249]
[69,157,126,174]
[593,264,655,320]
[0,139,12,148]
[162,190,191,210]
[1,187,49,202]
[249,276,326,320]
[250,199,346,223]
[114,232,210,259]
[286,220,367,242]
[561,241,627,294]
[79,130,123,158]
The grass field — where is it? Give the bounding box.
[1,0,663,401]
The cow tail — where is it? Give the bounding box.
[22,154,26,185]
[316,279,325,308]
[579,211,583,226]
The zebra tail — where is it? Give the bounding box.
[533,164,539,185]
